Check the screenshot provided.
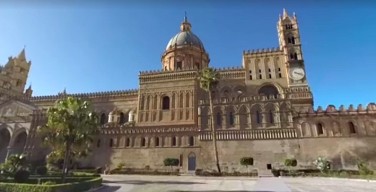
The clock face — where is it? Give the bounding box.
[289,67,305,81]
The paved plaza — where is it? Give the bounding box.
[95,174,376,192]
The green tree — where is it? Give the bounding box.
[284,158,297,174]
[163,158,179,173]
[39,97,99,182]
[240,157,254,175]
[199,67,221,173]
[0,154,28,176]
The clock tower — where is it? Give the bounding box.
[278,9,313,110]
[278,9,308,86]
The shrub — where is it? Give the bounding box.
[163,158,179,167]
[42,181,56,185]
[284,158,297,167]
[313,156,330,173]
[195,169,203,175]
[0,177,102,192]
[240,157,254,166]
[357,161,374,175]
[14,170,30,183]
[116,162,125,170]
[36,166,48,175]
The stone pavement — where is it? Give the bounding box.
[94,174,376,192]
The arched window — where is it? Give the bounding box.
[349,122,356,134]
[269,110,274,124]
[109,138,114,147]
[195,63,200,69]
[146,96,150,109]
[162,96,170,110]
[155,137,160,147]
[216,112,222,126]
[141,138,146,147]
[172,136,177,146]
[256,111,261,124]
[186,93,190,107]
[119,112,125,124]
[229,112,234,126]
[125,138,130,147]
[188,136,194,146]
[153,96,158,109]
[100,113,106,125]
[291,36,295,44]
[317,123,324,135]
[96,139,101,148]
[258,85,279,98]
[294,53,298,60]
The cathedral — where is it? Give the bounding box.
[1,10,376,173]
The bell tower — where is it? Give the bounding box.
[0,49,31,97]
[278,9,308,86]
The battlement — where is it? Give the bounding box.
[200,94,286,105]
[139,67,199,75]
[243,47,282,55]
[30,89,139,102]
[298,103,376,116]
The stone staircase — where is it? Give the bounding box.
[257,169,274,177]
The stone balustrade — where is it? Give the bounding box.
[199,128,297,141]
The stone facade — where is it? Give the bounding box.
[1,10,376,173]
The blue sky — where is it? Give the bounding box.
[0,0,375,108]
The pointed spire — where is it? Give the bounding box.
[180,12,192,32]
[283,8,288,17]
[18,47,26,61]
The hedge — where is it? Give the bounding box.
[0,177,102,192]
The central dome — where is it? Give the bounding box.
[166,31,205,50]
[165,16,205,51]
[161,15,210,71]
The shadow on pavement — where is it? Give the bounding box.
[94,185,121,192]
[104,180,205,185]
[170,191,274,192]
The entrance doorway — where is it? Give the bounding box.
[267,164,272,170]
[188,152,196,171]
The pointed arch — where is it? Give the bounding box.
[100,113,107,125]
[200,106,209,130]
[265,103,277,126]
[316,122,324,136]
[162,96,170,110]
[226,106,236,128]
[348,121,356,134]
[238,105,248,129]
[185,92,190,108]
[280,102,290,127]
[220,86,231,99]
[0,128,11,163]
[250,104,263,128]
[188,136,194,146]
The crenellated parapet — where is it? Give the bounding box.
[243,47,282,56]
[199,94,285,105]
[297,103,376,117]
[139,69,198,84]
[217,67,245,80]
[30,89,138,102]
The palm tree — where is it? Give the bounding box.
[39,97,99,182]
[199,67,221,173]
